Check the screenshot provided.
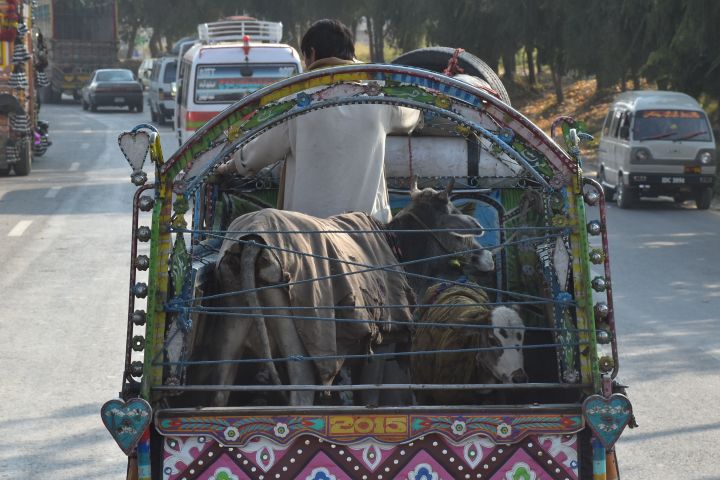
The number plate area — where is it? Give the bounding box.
[157,411,584,479]
[661,176,685,184]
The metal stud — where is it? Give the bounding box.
[591,276,607,292]
[587,220,602,236]
[130,361,144,377]
[589,249,604,265]
[584,190,600,206]
[599,356,614,373]
[596,330,611,344]
[138,195,155,211]
[131,310,146,326]
[131,171,148,186]
[135,255,150,271]
[133,282,148,298]
[594,302,610,319]
[132,335,145,352]
[136,226,151,242]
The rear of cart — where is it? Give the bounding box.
[106,64,632,480]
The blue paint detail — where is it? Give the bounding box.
[414,466,435,480]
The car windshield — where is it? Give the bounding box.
[633,110,712,141]
[96,70,134,82]
[163,62,177,83]
[194,64,298,103]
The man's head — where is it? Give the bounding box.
[300,19,355,68]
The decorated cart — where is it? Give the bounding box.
[106,59,633,480]
[0,0,50,176]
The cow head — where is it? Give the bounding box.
[476,306,527,383]
[389,178,495,297]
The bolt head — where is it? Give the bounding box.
[135,255,150,271]
[131,310,146,326]
[130,361,144,377]
[596,330,611,344]
[138,195,155,212]
[599,356,614,373]
[136,226,151,242]
[589,250,604,265]
[584,190,600,205]
[133,282,148,298]
[587,220,602,236]
[131,171,147,186]
[594,302,610,319]
[591,276,607,292]
[131,335,145,352]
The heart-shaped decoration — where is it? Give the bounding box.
[118,131,151,172]
[583,394,633,449]
[101,398,152,455]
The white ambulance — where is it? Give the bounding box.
[174,17,303,145]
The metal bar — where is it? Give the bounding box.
[153,383,591,393]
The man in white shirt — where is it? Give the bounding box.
[217,19,421,222]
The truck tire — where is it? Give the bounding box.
[695,187,713,210]
[391,46,511,106]
[13,138,32,176]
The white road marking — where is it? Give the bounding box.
[8,220,32,237]
[81,143,89,149]
[69,162,80,171]
[44,186,61,198]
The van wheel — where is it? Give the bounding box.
[616,176,636,209]
[695,187,713,210]
[598,167,615,200]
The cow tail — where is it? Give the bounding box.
[241,242,286,397]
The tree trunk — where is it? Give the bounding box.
[371,14,385,63]
[502,50,515,82]
[526,47,536,86]
[550,62,564,104]
[366,17,375,62]
[149,29,161,58]
[630,68,640,90]
[125,23,139,60]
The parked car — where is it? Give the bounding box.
[148,56,177,125]
[81,69,144,112]
[138,58,155,90]
[598,90,716,209]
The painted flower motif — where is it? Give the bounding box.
[496,422,512,438]
[296,92,312,107]
[209,467,239,480]
[223,426,240,442]
[273,422,289,438]
[451,420,467,436]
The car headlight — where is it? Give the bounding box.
[699,151,713,164]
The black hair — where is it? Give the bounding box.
[300,19,355,61]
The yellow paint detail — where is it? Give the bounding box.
[259,72,373,106]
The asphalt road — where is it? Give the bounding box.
[0,101,718,479]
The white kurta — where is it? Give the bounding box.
[231,103,420,222]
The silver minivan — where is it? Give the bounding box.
[148,56,177,125]
[598,90,716,209]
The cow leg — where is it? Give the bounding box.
[259,286,316,406]
[209,306,252,407]
[356,344,394,407]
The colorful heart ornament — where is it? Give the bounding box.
[583,394,633,449]
[118,131,151,172]
[101,398,152,455]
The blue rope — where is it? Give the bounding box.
[157,342,586,367]
[181,232,568,305]
[167,308,593,333]
[173,225,571,236]
[178,299,569,311]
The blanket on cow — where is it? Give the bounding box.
[219,209,416,384]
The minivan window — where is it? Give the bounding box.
[607,109,622,138]
[633,110,712,141]
[194,64,298,103]
[618,112,632,140]
[602,110,613,136]
[163,61,177,83]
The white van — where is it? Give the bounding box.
[148,56,177,125]
[174,18,302,145]
[598,90,716,209]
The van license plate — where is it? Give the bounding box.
[661,177,685,184]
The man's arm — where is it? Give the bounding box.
[218,121,291,175]
[386,106,422,134]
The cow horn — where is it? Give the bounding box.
[442,178,455,198]
[410,176,420,194]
